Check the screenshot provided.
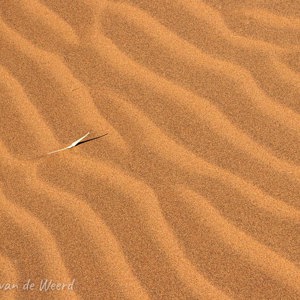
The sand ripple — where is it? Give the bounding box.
[0,0,299,299]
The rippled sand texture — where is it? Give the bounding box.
[0,0,300,299]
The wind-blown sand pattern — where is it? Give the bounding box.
[0,0,299,299]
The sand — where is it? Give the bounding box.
[0,0,299,299]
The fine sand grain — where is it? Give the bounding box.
[0,0,299,299]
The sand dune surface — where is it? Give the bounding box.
[0,0,299,299]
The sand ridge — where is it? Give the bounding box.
[0,0,299,299]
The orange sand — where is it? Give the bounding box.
[0,0,299,299]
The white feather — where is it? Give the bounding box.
[47,132,90,155]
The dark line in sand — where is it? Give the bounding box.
[76,133,108,146]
